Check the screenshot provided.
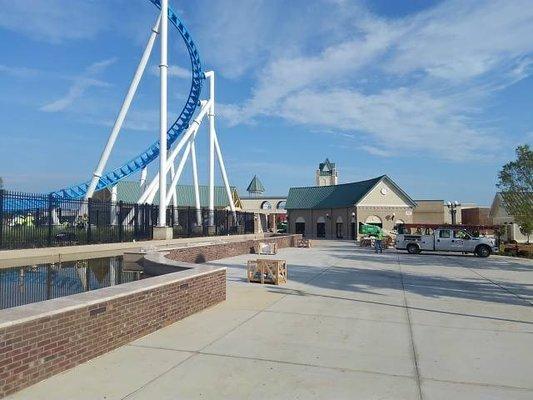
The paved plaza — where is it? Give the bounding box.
[8,241,533,400]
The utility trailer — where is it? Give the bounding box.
[395,224,499,257]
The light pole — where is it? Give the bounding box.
[446,201,461,225]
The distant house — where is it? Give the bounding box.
[286,175,416,240]
[489,193,531,243]
[240,175,287,233]
[412,200,463,225]
[461,207,491,226]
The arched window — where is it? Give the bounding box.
[276,201,286,210]
[361,215,382,232]
[260,201,272,210]
[365,215,382,224]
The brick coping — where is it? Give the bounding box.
[0,233,269,267]
[0,260,225,330]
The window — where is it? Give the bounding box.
[260,201,272,210]
[276,201,286,210]
[454,230,470,239]
[439,230,451,238]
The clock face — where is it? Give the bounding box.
[380,187,387,195]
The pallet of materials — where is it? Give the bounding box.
[254,241,278,255]
[247,259,288,285]
[297,238,311,248]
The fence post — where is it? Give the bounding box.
[187,207,191,237]
[0,189,4,249]
[47,193,53,247]
[118,201,124,242]
[134,204,139,239]
[87,198,92,244]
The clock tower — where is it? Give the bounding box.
[315,158,338,186]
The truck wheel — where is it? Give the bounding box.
[407,244,420,254]
[475,245,491,258]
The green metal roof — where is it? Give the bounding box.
[246,175,265,193]
[104,181,237,208]
[286,176,385,210]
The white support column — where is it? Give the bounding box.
[213,131,237,218]
[158,0,168,228]
[169,158,178,208]
[110,185,118,225]
[169,152,178,226]
[140,167,147,190]
[190,140,202,226]
[137,100,211,205]
[165,129,200,204]
[206,71,215,227]
[85,15,161,200]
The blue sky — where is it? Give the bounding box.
[0,0,532,205]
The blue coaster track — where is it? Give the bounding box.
[51,0,203,199]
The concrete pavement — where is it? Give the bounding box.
[7,241,533,399]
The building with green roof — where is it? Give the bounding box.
[94,181,242,209]
[241,175,287,233]
[286,175,416,240]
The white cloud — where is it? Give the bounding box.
[0,0,111,43]
[386,0,533,82]
[278,88,495,160]
[40,58,116,113]
[217,0,533,160]
[0,64,40,78]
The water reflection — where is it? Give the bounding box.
[0,257,142,309]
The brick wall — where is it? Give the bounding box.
[166,234,301,263]
[0,269,225,397]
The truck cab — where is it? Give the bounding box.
[395,225,498,257]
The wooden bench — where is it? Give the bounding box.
[297,238,311,248]
[247,259,287,285]
[254,241,278,255]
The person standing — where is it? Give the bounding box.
[375,229,384,254]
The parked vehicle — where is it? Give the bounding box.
[395,227,498,257]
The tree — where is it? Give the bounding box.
[497,145,533,243]
[0,176,3,190]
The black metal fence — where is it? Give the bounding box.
[0,190,255,250]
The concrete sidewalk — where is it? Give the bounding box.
[7,241,533,400]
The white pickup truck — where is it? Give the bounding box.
[395,227,498,257]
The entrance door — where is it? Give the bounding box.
[336,223,343,239]
[351,223,356,240]
[317,223,325,238]
[295,222,305,235]
[295,217,306,236]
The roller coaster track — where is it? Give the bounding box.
[51,0,203,199]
